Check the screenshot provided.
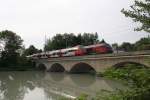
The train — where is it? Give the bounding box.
[27,42,113,59]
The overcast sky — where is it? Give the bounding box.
[0,0,149,49]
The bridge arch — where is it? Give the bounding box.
[112,61,148,69]
[70,62,96,73]
[48,63,65,72]
[37,63,47,71]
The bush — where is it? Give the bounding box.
[101,65,150,100]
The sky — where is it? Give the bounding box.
[0,0,149,49]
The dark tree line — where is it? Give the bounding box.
[44,32,99,51]
[0,30,41,70]
[112,36,150,52]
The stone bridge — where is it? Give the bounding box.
[35,51,150,73]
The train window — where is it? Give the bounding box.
[52,53,56,55]
[68,50,75,52]
[62,51,68,54]
[64,52,67,54]
[57,52,61,55]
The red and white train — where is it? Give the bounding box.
[27,43,113,59]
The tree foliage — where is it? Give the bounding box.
[0,30,23,52]
[0,30,40,69]
[23,45,42,56]
[0,30,23,66]
[101,65,150,100]
[119,42,134,52]
[121,0,150,33]
[19,45,42,68]
[44,32,99,51]
[113,36,150,52]
[134,36,150,50]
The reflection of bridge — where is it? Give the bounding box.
[35,51,150,73]
[40,73,125,99]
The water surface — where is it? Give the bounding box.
[0,71,124,100]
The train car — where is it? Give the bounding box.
[49,50,61,58]
[74,45,87,56]
[84,43,113,54]
[30,54,40,59]
[39,52,48,59]
[45,51,51,58]
[61,45,86,57]
[29,52,48,59]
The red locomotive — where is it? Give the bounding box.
[84,43,113,54]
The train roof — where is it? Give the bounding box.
[61,46,82,52]
[84,43,110,49]
[48,50,61,54]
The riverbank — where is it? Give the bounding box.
[76,64,150,100]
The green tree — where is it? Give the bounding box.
[134,36,150,50]
[0,30,23,67]
[19,45,42,67]
[80,32,99,46]
[76,33,82,45]
[23,45,41,56]
[0,30,23,52]
[44,32,99,51]
[49,34,65,50]
[63,33,77,47]
[119,42,134,52]
[44,39,53,51]
[44,33,77,51]
[121,0,150,33]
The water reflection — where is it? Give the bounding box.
[0,72,40,100]
[48,73,65,82]
[69,74,96,87]
[0,71,125,100]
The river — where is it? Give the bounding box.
[0,71,125,100]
